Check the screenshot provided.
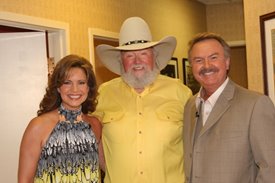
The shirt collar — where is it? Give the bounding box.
[196,77,229,108]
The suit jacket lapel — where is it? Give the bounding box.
[200,80,236,136]
[190,99,198,147]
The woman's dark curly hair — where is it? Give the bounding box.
[37,54,98,116]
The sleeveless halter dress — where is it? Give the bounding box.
[34,105,100,183]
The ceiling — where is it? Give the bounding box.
[197,0,243,5]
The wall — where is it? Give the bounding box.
[243,0,275,93]
[0,0,206,79]
[1,1,273,94]
[206,2,245,41]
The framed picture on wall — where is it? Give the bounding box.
[260,11,275,104]
[183,58,200,94]
[161,57,179,78]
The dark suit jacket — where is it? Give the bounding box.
[184,80,275,183]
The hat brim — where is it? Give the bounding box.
[96,36,176,75]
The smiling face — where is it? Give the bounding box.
[58,67,89,110]
[121,48,159,89]
[122,48,154,77]
[189,39,230,95]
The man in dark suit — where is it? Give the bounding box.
[184,32,275,183]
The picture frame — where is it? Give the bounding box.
[160,57,179,78]
[260,11,275,103]
[182,58,200,94]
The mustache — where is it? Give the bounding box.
[130,63,146,69]
[199,67,219,75]
[127,63,149,73]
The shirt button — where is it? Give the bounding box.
[140,171,143,175]
[189,153,192,158]
[139,151,142,154]
[139,131,142,134]
[139,112,142,115]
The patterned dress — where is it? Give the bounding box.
[34,105,100,183]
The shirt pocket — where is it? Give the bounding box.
[102,110,126,143]
[102,111,124,124]
[156,101,183,124]
[155,101,184,142]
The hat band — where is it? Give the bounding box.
[122,40,149,46]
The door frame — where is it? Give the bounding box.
[88,28,118,74]
[0,11,70,61]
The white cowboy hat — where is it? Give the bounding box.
[96,17,177,75]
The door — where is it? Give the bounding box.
[0,32,47,182]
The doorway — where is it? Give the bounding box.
[88,28,119,86]
[229,46,248,88]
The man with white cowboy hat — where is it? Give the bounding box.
[94,17,192,183]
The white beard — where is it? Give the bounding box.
[121,64,159,89]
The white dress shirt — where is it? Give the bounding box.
[196,77,229,125]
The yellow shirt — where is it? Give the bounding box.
[94,75,192,183]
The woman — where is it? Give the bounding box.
[18,54,105,183]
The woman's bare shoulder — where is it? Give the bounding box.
[23,110,59,143]
[28,110,58,129]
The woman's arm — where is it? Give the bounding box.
[98,137,106,172]
[18,117,44,183]
[85,115,106,171]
